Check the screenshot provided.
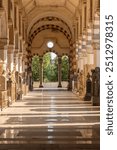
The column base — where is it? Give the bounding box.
[39,85,43,88]
[58,84,62,88]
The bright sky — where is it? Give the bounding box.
[51,52,57,60]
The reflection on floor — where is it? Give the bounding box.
[0,89,100,150]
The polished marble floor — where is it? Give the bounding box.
[0,89,100,150]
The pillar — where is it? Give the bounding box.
[78,52,85,97]
[78,52,84,71]
[25,50,29,94]
[7,45,16,103]
[93,12,100,68]
[0,44,8,110]
[18,53,23,99]
[7,45,14,71]
[92,10,100,105]
[13,51,18,100]
[58,56,62,88]
[14,51,18,71]
[93,43,100,67]
[39,57,43,88]
[22,53,27,95]
[18,53,23,73]
[29,68,33,91]
[87,23,94,73]
[68,48,74,91]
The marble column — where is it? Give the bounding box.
[93,12,100,68]
[29,70,33,91]
[18,53,23,99]
[7,45,14,72]
[78,52,85,96]
[39,57,43,88]
[92,11,100,105]
[18,53,23,73]
[22,54,27,95]
[78,52,84,71]
[0,43,8,110]
[58,56,62,88]
[13,51,18,100]
[7,45,16,103]
[87,23,94,73]
[14,51,18,72]
[94,43,100,67]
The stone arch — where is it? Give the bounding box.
[28,24,72,45]
[27,11,74,38]
[29,16,72,39]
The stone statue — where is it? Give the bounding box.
[91,67,100,105]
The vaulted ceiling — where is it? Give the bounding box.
[21,0,80,34]
[21,0,80,48]
[22,0,80,15]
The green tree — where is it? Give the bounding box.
[32,53,69,82]
[32,56,40,81]
[62,56,69,81]
[43,52,58,82]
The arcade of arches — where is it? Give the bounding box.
[0,0,100,149]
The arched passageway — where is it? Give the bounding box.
[43,52,58,88]
[32,53,70,89]
[0,0,100,149]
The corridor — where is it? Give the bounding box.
[0,90,100,150]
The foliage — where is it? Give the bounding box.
[43,53,58,82]
[31,53,69,82]
[32,56,40,81]
[62,56,69,81]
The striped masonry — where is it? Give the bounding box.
[87,25,92,49]
[82,31,86,52]
[78,38,82,52]
[93,13,100,43]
